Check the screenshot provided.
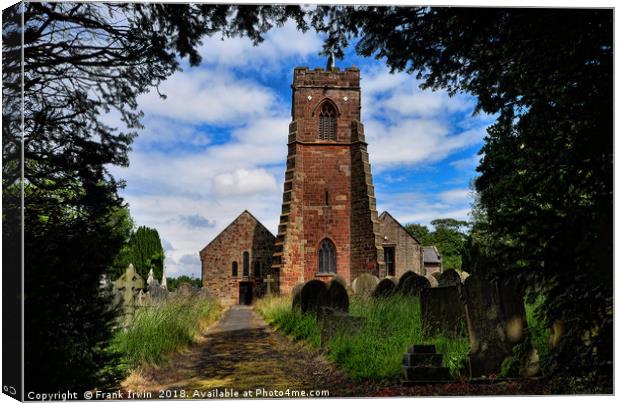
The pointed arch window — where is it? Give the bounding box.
[318,238,336,274]
[319,102,337,140]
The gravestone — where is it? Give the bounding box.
[425,274,439,288]
[397,271,418,289]
[148,278,168,301]
[438,269,462,287]
[147,268,155,286]
[114,264,145,308]
[420,286,466,337]
[265,274,276,295]
[291,283,304,310]
[300,280,328,314]
[352,274,379,297]
[463,273,529,378]
[318,279,349,314]
[385,275,398,285]
[460,271,470,282]
[177,282,196,297]
[372,278,396,298]
[400,275,431,297]
[431,272,442,282]
[331,275,347,288]
[319,311,366,347]
[402,344,452,385]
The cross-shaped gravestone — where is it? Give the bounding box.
[114,264,145,308]
[265,274,275,295]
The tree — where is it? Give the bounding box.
[110,226,165,280]
[3,3,307,392]
[166,275,202,291]
[311,7,612,390]
[405,219,469,271]
[403,223,430,245]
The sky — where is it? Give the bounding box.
[108,21,495,279]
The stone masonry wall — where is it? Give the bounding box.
[274,66,383,292]
[379,212,424,277]
[200,211,275,306]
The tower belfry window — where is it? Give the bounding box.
[319,102,337,140]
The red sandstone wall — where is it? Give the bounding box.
[274,67,383,293]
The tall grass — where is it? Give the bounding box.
[254,296,320,347]
[112,295,221,367]
[256,294,469,380]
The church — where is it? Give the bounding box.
[200,65,442,306]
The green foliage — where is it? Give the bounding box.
[256,295,469,379]
[3,3,307,392]
[405,218,469,271]
[255,296,321,347]
[112,295,220,367]
[110,226,165,281]
[312,7,612,390]
[403,223,430,244]
[166,275,203,291]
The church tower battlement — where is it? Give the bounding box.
[272,66,385,294]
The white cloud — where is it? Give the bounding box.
[138,69,277,124]
[438,188,473,204]
[199,21,322,69]
[366,119,485,169]
[213,168,278,196]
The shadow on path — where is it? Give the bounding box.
[122,305,349,396]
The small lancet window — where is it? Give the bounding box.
[325,191,329,206]
[319,102,337,140]
[243,251,250,276]
[232,261,238,277]
[318,238,336,274]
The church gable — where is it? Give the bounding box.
[378,211,423,277]
[200,210,275,306]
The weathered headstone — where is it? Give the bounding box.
[373,278,396,298]
[431,271,442,282]
[385,275,398,285]
[438,269,462,287]
[148,278,168,301]
[161,265,168,290]
[352,274,380,297]
[300,280,328,314]
[397,271,418,289]
[177,282,196,297]
[425,274,439,288]
[147,268,155,286]
[291,282,304,310]
[265,274,276,295]
[114,264,145,308]
[319,311,365,347]
[463,273,530,378]
[331,274,347,288]
[460,271,470,282]
[402,344,452,385]
[400,275,431,297]
[318,279,349,314]
[420,286,466,337]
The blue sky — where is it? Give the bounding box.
[108,21,495,279]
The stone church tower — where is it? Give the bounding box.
[272,66,385,294]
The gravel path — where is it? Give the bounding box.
[121,305,356,398]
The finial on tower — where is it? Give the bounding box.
[326,52,335,70]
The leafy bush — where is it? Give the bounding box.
[256,294,469,379]
[112,295,221,367]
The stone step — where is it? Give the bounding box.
[402,366,452,382]
[402,353,443,367]
[407,344,436,354]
